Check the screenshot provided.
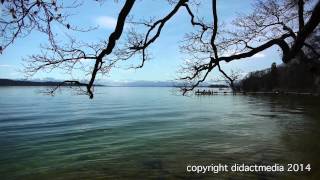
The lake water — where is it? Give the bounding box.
[0,87,319,179]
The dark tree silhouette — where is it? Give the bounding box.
[219,69,242,93]
[178,0,320,93]
[240,62,318,92]
[1,0,320,98]
[270,62,278,89]
[0,0,91,53]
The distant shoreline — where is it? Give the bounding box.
[0,79,228,88]
[0,79,101,87]
[195,89,320,96]
[240,91,320,96]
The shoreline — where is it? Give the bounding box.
[195,90,320,96]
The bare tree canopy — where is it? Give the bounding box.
[1,0,320,98]
[0,0,92,52]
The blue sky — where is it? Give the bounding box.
[0,0,283,83]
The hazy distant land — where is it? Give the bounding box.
[0,79,228,88]
[0,79,89,87]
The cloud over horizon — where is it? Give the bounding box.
[0,64,12,68]
[95,16,117,29]
[252,53,266,58]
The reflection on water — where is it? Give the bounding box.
[0,87,319,179]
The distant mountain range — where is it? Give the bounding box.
[101,80,228,88]
[104,80,179,87]
[0,78,229,88]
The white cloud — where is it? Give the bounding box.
[95,16,117,29]
[220,49,237,57]
[0,64,11,68]
[252,53,266,58]
[220,50,266,59]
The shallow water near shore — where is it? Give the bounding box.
[0,87,320,179]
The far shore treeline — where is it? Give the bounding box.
[237,62,320,93]
[0,79,89,87]
[237,28,320,94]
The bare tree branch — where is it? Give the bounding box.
[0,0,94,54]
[86,0,136,98]
[6,0,319,98]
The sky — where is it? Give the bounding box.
[0,0,284,83]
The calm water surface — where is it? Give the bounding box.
[0,87,319,179]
